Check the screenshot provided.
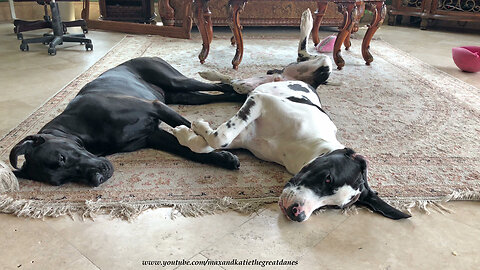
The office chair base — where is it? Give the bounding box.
[20,34,93,55]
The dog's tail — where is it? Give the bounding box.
[198,71,233,84]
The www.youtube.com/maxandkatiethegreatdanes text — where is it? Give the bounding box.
[142,259,298,268]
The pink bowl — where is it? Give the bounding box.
[452,46,480,73]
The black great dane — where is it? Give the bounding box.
[9,57,245,187]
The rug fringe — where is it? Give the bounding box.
[444,189,480,202]
[1,190,479,220]
[0,161,19,193]
[388,200,453,215]
[0,195,278,221]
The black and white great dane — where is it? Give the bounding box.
[171,9,410,222]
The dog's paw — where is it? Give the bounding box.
[231,80,255,94]
[198,71,231,83]
[301,9,313,32]
[216,151,240,170]
[172,125,194,146]
[173,125,215,153]
[300,9,313,33]
[191,119,212,136]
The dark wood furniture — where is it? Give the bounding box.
[98,0,156,23]
[315,0,386,70]
[164,0,343,27]
[194,0,386,70]
[388,0,480,30]
[81,0,193,38]
[13,0,87,40]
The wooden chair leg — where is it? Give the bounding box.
[228,0,246,70]
[159,0,175,26]
[333,3,357,70]
[195,0,213,64]
[313,1,328,46]
[344,2,364,50]
[362,2,386,65]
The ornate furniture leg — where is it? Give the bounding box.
[229,0,246,70]
[313,1,328,46]
[194,0,213,64]
[361,2,386,65]
[344,1,364,50]
[159,0,175,26]
[333,3,357,70]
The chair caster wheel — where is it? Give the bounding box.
[20,43,29,51]
[85,43,93,51]
[17,33,23,40]
[82,28,88,34]
[48,47,56,56]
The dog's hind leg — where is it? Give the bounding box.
[128,57,235,93]
[297,9,317,62]
[146,129,240,170]
[165,91,247,105]
[200,71,281,95]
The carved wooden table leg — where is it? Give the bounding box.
[344,2,364,50]
[159,0,175,26]
[229,0,247,70]
[333,3,357,70]
[313,1,328,46]
[195,0,213,64]
[361,2,386,65]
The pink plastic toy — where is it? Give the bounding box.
[452,46,480,73]
[315,35,336,53]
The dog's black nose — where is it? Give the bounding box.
[91,172,105,186]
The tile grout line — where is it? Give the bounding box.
[192,208,269,261]
[292,214,352,265]
[44,221,103,270]
[428,210,480,232]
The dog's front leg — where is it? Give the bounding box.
[192,94,262,149]
[174,94,262,152]
[199,71,279,94]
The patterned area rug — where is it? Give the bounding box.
[0,35,479,219]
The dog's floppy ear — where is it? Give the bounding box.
[354,155,411,220]
[9,135,45,169]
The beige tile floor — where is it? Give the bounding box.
[0,23,479,270]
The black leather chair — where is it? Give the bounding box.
[19,0,93,55]
[13,0,88,40]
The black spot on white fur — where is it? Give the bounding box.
[286,96,330,119]
[237,99,256,121]
[300,37,307,51]
[297,56,311,63]
[288,84,310,93]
